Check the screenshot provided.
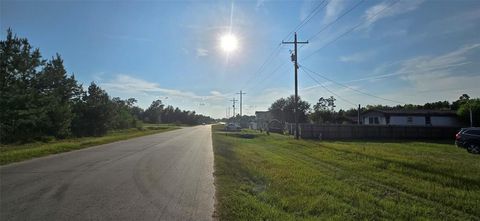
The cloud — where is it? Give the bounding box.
[395,43,480,90]
[344,44,480,84]
[99,74,234,117]
[299,0,317,21]
[361,0,424,30]
[256,0,266,11]
[323,0,346,24]
[196,48,209,57]
[339,50,376,63]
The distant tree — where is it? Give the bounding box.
[72,82,112,136]
[269,95,310,123]
[457,97,479,126]
[144,100,164,123]
[310,96,336,123]
[109,97,137,129]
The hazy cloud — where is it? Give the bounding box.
[323,0,346,24]
[361,0,424,30]
[339,50,376,63]
[196,48,209,57]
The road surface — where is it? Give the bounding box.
[0,126,215,221]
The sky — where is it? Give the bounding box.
[1,0,479,118]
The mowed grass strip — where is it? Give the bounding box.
[211,125,480,220]
[0,125,179,165]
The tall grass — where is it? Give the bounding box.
[212,125,480,220]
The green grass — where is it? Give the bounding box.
[0,125,179,165]
[212,125,480,220]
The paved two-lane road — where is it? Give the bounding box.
[0,126,215,221]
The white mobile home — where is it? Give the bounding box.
[361,109,461,127]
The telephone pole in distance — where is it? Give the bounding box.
[230,98,238,117]
[237,90,246,116]
[282,32,308,139]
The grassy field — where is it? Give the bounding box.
[0,125,179,165]
[212,125,480,220]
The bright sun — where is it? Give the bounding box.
[220,34,238,52]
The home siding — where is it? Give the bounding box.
[390,116,425,126]
[431,116,459,126]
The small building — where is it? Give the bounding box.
[255,111,272,131]
[361,109,461,127]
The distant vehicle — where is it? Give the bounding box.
[455,127,480,154]
[225,123,241,132]
[202,123,206,125]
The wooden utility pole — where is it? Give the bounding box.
[282,32,308,139]
[358,104,361,125]
[230,98,237,117]
[237,90,246,116]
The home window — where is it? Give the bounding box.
[369,117,379,124]
[425,116,431,125]
[407,116,413,124]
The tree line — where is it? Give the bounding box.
[1,29,213,144]
[267,94,479,126]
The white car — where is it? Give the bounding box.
[225,123,241,131]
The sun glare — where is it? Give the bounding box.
[220,34,238,52]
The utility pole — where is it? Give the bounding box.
[237,90,246,116]
[230,98,237,117]
[358,104,361,125]
[469,103,473,127]
[282,32,308,139]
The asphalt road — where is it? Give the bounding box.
[0,125,215,221]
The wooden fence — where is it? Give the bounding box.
[284,123,460,140]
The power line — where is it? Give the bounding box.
[246,61,289,91]
[306,0,366,42]
[282,0,329,42]
[238,44,283,90]
[301,65,405,104]
[301,67,357,106]
[237,0,330,93]
[303,0,401,61]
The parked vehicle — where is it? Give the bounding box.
[455,127,480,154]
[225,123,241,132]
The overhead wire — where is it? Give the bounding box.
[282,0,329,42]
[303,0,401,61]
[306,0,366,42]
[300,64,405,104]
[237,0,330,93]
[300,67,357,106]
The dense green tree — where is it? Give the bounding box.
[37,54,81,138]
[1,29,213,143]
[72,82,112,137]
[457,97,479,126]
[143,100,164,123]
[310,96,336,123]
[1,28,47,142]
[109,97,138,129]
[269,95,310,123]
